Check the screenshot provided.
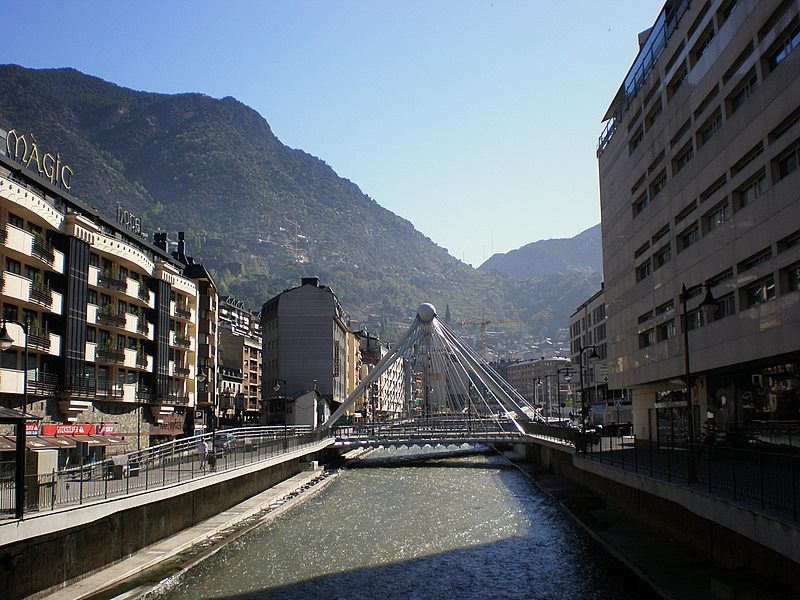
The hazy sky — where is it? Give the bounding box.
[2,0,663,266]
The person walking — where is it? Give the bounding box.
[198,437,207,470]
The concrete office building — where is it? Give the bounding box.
[597,0,800,442]
[0,125,205,459]
[260,277,348,426]
[569,286,631,426]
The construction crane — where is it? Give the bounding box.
[458,315,552,358]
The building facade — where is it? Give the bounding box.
[569,286,632,426]
[219,296,262,423]
[0,125,204,460]
[260,277,348,425]
[506,357,573,421]
[598,0,800,441]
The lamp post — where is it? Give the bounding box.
[0,318,30,520]
[272,379,287,440]
[681,282,718,482]
[556,366,573,425]
[576,345,600,434]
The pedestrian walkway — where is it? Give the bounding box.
[502,449,796,600]
[43,467,330,600]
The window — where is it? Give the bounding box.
[691,23,716,66]
[634,241,651,259]
[777,143,800,179]
[686,309,705,331]
[5,258,20,275]
[117,300,127,315]
[728,69,757,114]
[653,244,672,269]
[116,334,126,350]
[699,110,723,146]
[712,294,736,320]
[88,289,98,305]
[769,106,800,143]
[647,102,663,129]
[629,127,644,153]
[639,329,655,349]
[655,300,674,315]
[675,199,698,225]
[723,40,753,84]
[24,265,40,282]
[118,266,128,280]
[743,276,776,308]
[780,262,800,293]
[657,319,676,342]
[673,143,694,174]
[731,142,764,176]
[3,304,18,321]
[636,260,652,282]
[769,23,800,72]
[694,84,720,120]
[778,229,800,253]
[648,150,665,174]
[677,222,700,252]
[702,200,730,233]
[100,293,112,307]
[87,327,96,343]
[633,192,649,217]
[650,170,667,197]
[7,213,23,228]
[670,120,691,148]
[708,268,734,288]
[89,253,99,267]
[638,310,654,325]
[668,65,688,99]
[738,247,772,274]
[734,171,767,210]
[651,224,670,244]
[719,0,741,25]
[700,174,727,203]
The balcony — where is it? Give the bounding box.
[31,235,55,266]
[137,387,153,402]
[138,281,150,302]
[96,348,125,365]
[2,273,64,315]
[173,334,191,349]
[28,372,58,396]
[98,273,126,292]
[26,325,51,351]
[155,394,190,405]
[136,317,149,335]
[30,280,53,307]
[62,375,96,399]
[2,222,65,273]
[173,364,191,377]
[174,305,191,320]
[97,308,126,328]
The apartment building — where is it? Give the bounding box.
[0,126,203,456]
[219,296,262,423]
[506,357,573,420]
[569,285,632,426]
[598,0,800,442]
[260,277,349,426]
[357,330,405,420]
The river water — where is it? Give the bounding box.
[147,448,654,600]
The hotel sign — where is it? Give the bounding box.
[333,341,340,378]
[4,129,74,191]
[117,204,148,239]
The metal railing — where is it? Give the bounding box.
[586,436,800,522]
[0,426,321,520]
[31,235,55,265]
[138,282,150,302]
[97,310,126,328]
[174,305,191,319]
[96,348,125,364]
[98,274,126,292]
[173,335,191,348]
[29,280,53,307]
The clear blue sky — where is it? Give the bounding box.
[2,0,663,266]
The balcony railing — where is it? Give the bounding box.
[136,317,149,335]
[173,335,191,348]
[135,353,148,369]
[96,348,125,364]
[98,274,126,292]
[174,305,191,319]
[138,282,150,302]
[27,326,51,351]
[137,387,153,402]
[29,372,58,396]
[95,381,124,400]
[157,394,190,405]
[97,310,126,328]
[29,280,53,307]
[63,375,96,398]
[31,235,55,265]
[173,365,190,377]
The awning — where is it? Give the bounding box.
[68,434,105,446]
[0,436,17,451]
[3,435,79,449]
[46,436,79,449]
[90,434,127,446]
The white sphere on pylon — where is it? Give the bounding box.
[417,303,437,323]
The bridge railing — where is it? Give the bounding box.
[333,420,521,441]
[0,426,325,520]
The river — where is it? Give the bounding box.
[147,448,654,600]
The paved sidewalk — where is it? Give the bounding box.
[44,468,328,600]
[501,449,797,600]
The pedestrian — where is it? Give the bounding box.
[198,437,207,470]
[207,440,216,471]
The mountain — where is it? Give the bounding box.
[478,224,602,278]
[0,65,600,349]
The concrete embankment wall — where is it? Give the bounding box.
[0,442,331,600]
[517,439,800,593]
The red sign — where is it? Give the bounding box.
[41,423,96,436]
[96,424,117,435]
[25,423,39,435]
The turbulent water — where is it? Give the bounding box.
[148,448,653,600]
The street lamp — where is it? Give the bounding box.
[576,345,600,434]
[0,318,31,411]
[556,366,574,425]
[272,379,287,440]
[681,282,718,482]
